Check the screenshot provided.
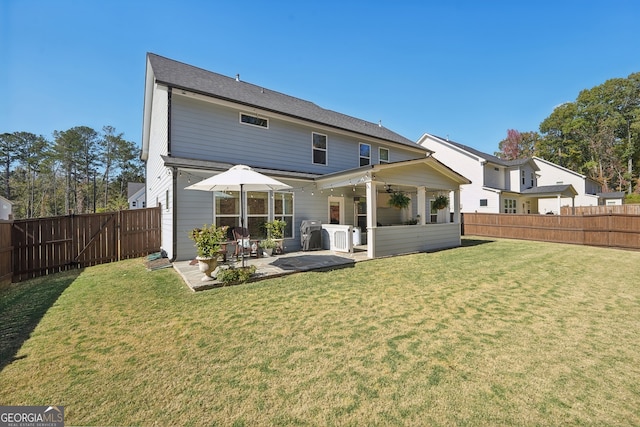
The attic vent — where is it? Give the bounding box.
[235,74,240,81]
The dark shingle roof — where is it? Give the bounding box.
[597,191,625,198]
[521,184,577,196]
[429,134,537,169]
[147,53,420,149]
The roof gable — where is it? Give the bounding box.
[424,134,539,170]
[147,53,420,149]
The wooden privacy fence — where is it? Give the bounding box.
[561,204,640,216]
[4,207,161,283]
[463,212,640,250]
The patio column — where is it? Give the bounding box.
[556,194,562,214]
[417,186,426,225]
[453,189,460,223]
[366,181,376,259]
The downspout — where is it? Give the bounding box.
[167,87,172,156]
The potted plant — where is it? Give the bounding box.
[259,238,277,256]
[432,194,449,210]
[263,219,287,254]
[189,224,228,281]
[388,191,411,209]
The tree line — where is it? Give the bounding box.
[0,126,143,219]
[496,72,640,195]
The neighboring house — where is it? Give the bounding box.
[418,133,601,214]
[141,53,470,261]
[127,182,146,209]
[597,191,625,206]
[0,196,12,220]
[533,156,600,213]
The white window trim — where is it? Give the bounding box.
[312,132,328,165]
[504,198,517,214]
[239,112,269,129]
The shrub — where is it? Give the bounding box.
[217,265,257,285]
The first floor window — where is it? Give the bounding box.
[215,191,240,230]
[479,199,488,207]
[214,191,295,239]
[312,133,327,165]
[247,191,269,238]
[274,192,294,238]
[504,198,517,214]
[359,143,371,166]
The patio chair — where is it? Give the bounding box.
[233,227,252,258]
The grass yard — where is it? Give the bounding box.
[1,237,639,426]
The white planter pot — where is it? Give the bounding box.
[196,256,218,281]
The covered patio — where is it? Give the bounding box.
[314,156,471,258]
[521,184,578,214]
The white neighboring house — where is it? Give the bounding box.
[533,156,600,213]
[127,182,146,209]
[141,53,471,261]
[418,133,602,214]
[0,195,12,220]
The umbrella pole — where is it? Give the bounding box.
[240,183,245,268]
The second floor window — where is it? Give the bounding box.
[521,170,526,185]
[240,113,268,128]
[359,143,371,166]
[312,133,327,165]
[379,148,389,164]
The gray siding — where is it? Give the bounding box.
[173,172,333,261]
[373,223,461,257]
[170,94,420,174]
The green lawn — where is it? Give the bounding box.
[1,237,639,426]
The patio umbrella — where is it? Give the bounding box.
[186,164,292,267]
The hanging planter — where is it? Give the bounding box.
[388,192,411,209]
[433,194,449,210]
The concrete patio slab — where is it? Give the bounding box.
[172,249,369,291]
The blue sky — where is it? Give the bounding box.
[2,0,639,155]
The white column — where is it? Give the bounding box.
[417,186,426,225]
[366,181,376,259]
[557,195,562,214]
[453,189,461,223]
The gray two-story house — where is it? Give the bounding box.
[141,53,470,261]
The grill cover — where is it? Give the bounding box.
[300,220,322,251]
